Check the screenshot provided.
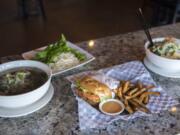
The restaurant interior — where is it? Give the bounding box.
[1,0,180,57]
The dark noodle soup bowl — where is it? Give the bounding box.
[0,60,52,108]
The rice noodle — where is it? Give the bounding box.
[49,52,80,71]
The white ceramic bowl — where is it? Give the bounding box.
[145,37,180,72]
[0,60,52,108]
[99,99,124,116]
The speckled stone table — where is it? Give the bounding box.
[1,23,180,135]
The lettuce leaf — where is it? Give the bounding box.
[34,34,86,64]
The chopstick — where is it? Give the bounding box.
[137,8,154,48]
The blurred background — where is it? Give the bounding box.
[0,0,180,57]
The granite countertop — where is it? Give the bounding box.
[1,23,180,135]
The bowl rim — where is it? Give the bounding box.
[99,99,125,116]
[145,37,180,62]
[0,60,52,97]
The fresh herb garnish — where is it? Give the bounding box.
[34,34,86,64]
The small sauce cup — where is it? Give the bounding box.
[99,99,125,116]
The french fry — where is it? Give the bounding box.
[131,98,150,113]
[132,98,145,105]
[129,99,141,110]
[117,86,123,100]
[120,80,125,87]
[143,96,149,104]
[140,91,160,101]
[139,93,147,103]
[126,88,147,99]
[146,85,155,90]
[128,99,149,113]
[129,83,135,87]
[128,88,138,96]
[137,81,143,89]
[124,99,134,114]
[122,81,130,94]
[112,89,118,94]
[137,106,150,113]
[139,92,147,103]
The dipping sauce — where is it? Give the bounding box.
[102,101,122,113]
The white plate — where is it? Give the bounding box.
[22,41,95,76]
[144,57,180,78]
[0,84,54,118]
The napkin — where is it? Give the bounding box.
[66,61,179,130]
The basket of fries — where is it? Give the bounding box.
[113,80,160,114]
[66,61,178,130]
